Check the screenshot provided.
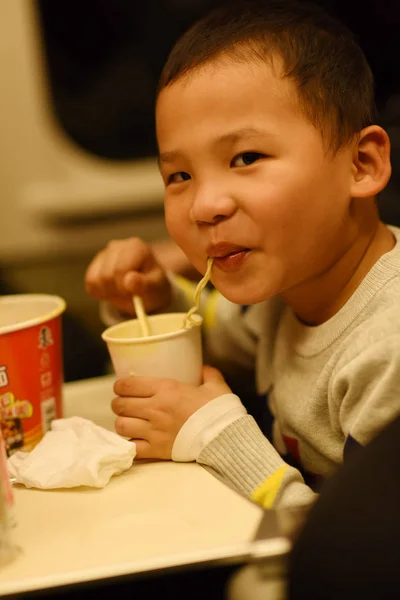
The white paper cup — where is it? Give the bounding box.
[102,313,203,385]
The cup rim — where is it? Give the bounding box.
[0,294,66,335]
[102,312,202,344]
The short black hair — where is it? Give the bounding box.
[157,0,376,152]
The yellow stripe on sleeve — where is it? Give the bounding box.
[175,275,197,305]
[250,465,287,509]
[204,288,221,330]
[175,275,221,330]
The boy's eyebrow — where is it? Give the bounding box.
[158,127,273,164]
[158,150,183,165]
[215,127,274,145]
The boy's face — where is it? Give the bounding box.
[156,58,355,305]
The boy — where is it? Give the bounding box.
[85,0,399,508]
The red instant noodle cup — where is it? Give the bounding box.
[0,295,66,456]
[0,427,18,566]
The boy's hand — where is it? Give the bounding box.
[85,237,172,315]
[112,366,232,459]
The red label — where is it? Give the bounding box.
[0,317,64,456]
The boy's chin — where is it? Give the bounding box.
[216,283,274,306]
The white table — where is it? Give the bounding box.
[0,376,276,597]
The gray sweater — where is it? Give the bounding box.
[168,226,400,507]
[104,226,400,508]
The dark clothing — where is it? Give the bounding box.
[288,416,400,599]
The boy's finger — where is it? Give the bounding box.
[142,266,168,293]
[101,248,124,292]
[112,396,150,419]
[201,365,225,385]
[122,270,146,294]
[85,251,105,293]
[131,439,154,460]
[138,268,172,312]
[113,238,147,274]
[114,376,161,398]
[114,415,149,439]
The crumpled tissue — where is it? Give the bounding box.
[8,417,136,489]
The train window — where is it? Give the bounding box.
[36,0,215,160]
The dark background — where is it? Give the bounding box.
[36,0,399,159]
[36,0,400,223]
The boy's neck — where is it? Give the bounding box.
[283,218,396,326]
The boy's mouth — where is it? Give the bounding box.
[206,243,251,272]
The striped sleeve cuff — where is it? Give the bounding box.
[198,415,316,508]
[172,394,247,462]
[198,415,286,496]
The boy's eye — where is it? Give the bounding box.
[231,152,264,167]
[167,171,191,184]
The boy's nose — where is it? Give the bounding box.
[190,186,237,224]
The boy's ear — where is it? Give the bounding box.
[350,125,391,198]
